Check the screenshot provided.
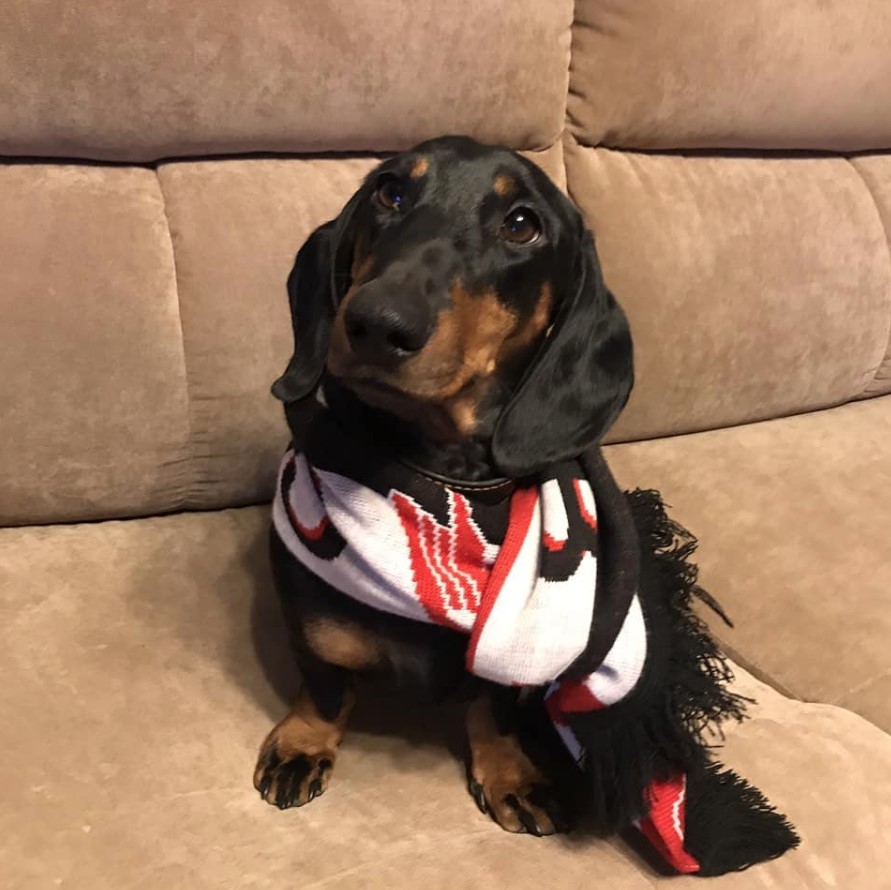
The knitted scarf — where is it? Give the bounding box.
[272,413,799,876]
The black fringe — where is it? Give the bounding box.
[626,488,749,738]
[685,763,800,876]
[562,488,798,874]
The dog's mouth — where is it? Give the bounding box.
[335,373,444,412]
[328,341,468,405]
[330,364,489,443]
[343,375,413,405]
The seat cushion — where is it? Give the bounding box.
[2,506,890,888]
[606,395,891,732]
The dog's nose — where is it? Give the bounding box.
[343,288,433,365]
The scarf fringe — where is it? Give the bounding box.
[564,489,798,872]
[626,488,748,736]
[685,762,800,875]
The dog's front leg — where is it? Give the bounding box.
[465,686,570,836]
[254,659,355,810]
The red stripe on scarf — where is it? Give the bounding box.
[283,456,331,541]
[547,679,605,716]
[392,489,489,629]
[573,478,598,530]
[638,774,700,875]
[543,531,566,552]
[465,486,538,672]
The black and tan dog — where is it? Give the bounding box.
[253,137,800,877]
[254,136,633,837]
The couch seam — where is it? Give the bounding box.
[564,0,587,152]
[835,666,891,706]
[155,168,196,512]
[846,159,891,397]
[710,637,802,703]
[552,0,577,192]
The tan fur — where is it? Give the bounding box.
[254,686,356,806]
[466,694,555,834]
[263,687,353,760]
[327,274,553,441]
[351,250,375,283]
[415,282,518,398]
[501,281,553,356]
[493,174,516,198]
[304,617,383,670]
[410,156,429,178]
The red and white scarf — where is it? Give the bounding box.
[273,446,700,873]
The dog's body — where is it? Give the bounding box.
[253,137,800,874]
[255,136,633,835]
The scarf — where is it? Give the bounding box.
[272,413,799,876]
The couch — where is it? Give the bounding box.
[2,2,890,887]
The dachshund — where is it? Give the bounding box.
[254,135,634,837]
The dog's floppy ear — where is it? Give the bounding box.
[272,189,366,404]
[271,222,338,403]
[492,230,634,477]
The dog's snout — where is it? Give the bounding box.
[344,287,434,365]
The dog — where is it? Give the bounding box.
[254,135,634,837]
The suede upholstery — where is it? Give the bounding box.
[569,0,891,152]
[2,1,891,887]
[0,165,190,525]
[605,397,891,732]
[562,139,891,442]
[0,148,562,526]
[852,156,891,396]
[0,0,572,161]
[2,507,890,889]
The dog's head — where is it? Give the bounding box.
[273,136,633,477]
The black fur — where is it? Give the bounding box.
[492,233,633,476]
[260,136,796,874]
[272,135,633,480]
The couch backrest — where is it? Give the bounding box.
[569,0,891,443]
[1,0,889,526]
[0,2,571,526]
[0,0,571,161]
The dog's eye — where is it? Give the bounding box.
[499,207,541,245]
[375,176,405,211]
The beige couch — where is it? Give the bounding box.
[2,2,891,887]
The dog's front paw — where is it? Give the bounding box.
[468,758,570,836]
[254,741,335,809]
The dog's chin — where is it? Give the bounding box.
[331,372,474,444]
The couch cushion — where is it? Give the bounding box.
[0,165,190,526]
[1,506,889,888]
[563,139,891,443]
[157,157,379,511]
[605,396,891,732]
[569,0,891,151]
[0,147,564,526]
[0,0,572,162]
[852,156,891,397]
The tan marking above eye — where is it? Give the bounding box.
[410,156,429,178]
[493,174,517,197]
